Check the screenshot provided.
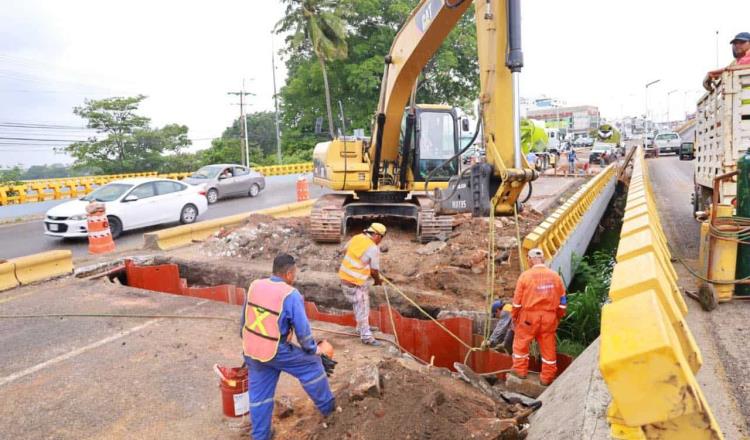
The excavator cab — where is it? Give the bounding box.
[411,106,460,182]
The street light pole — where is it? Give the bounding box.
[645,79,661,130]
[667,89,678,123]
[271,35,283,165]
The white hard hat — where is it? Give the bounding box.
[527,248,544,258]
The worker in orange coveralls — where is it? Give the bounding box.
[510,248,567,386]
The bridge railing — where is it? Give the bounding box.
[0,163,314,206]
[598,147,723,439]
[521,164,617,277]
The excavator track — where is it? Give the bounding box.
[310,194,347,243]
[417,208,453,243]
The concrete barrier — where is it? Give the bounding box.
[10,250,74,286]
[598,147,723,439]
[522,165,617,286]
[0,261,18,291]
[143,199,316,251]
[0,164,315,206]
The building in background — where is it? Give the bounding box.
[527,105,600,136]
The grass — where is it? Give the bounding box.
[556,250,615,356]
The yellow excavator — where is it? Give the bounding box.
[311,0,537,242]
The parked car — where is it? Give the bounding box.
[574,136,594,147]
[44,178,208,239]
[653,132,682,155]
[589,142,615,165]
[184,164,266,204]
[679,142,695,160]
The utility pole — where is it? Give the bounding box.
[271,35,283,164]
[666,89,678,123]
[645,79,661,125]
[228,81,254,167]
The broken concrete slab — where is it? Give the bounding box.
[504,373,547,399]
[463,417,517,439]
[416,240,447,256]
[526,339,610,440]
[348,363,381,401]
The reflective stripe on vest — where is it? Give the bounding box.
[242,278,295,362]
[338,233,375,286]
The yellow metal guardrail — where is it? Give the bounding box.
[521,164,616,267]
[0,163,314,206]
[143,199,316,250]
[0,250,74,292]
[599,147,723,439]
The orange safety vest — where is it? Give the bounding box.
[242,278,295,362]
[338,233,377,286]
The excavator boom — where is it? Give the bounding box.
[310,0,538,242]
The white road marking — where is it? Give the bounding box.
[0,300,208,387]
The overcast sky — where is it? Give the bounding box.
[0,0,747,167]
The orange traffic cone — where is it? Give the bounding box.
[296,176,309,201]
[86,202,116,254]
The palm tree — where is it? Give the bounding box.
[276,0,348,139]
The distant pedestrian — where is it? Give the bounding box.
[526,151,538,169]
[566,148,577,177]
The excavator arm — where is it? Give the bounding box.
[370,0,537,214]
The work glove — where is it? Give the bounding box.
[321,354,338,377]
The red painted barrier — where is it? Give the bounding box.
[124,260,572,377]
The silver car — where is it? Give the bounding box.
[184,164,265,204]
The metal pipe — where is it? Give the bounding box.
[512,72,522,169]
[505,0,523,169]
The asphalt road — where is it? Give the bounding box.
[648,154,750,437]
[0,174,327,260]
[646,154,700,259]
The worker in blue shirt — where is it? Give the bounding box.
[241,253,336,440]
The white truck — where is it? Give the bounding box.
[692,64,750,213]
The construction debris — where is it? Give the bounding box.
[299,359,530,440]
[200,210,543,309]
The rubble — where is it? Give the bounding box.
[505,373,548,399]
[199,209,544,310]
[299,360,529,440]
[348,364,382,401]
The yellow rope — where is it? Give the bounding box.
[484,198,498,342]
[381,276,479,355]
[382,284,401,353]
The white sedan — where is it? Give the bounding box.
[44,177,208,239]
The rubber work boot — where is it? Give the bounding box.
[362,338,382,347]
[539,379,552,386]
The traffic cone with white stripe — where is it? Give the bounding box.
[86,202,116,254]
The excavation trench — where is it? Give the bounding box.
[98,257,573,377]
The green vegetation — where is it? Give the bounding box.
[276,0,478,157]
[557,250,616,356]
[64,95,191,174]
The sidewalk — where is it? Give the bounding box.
[527,175,584,213]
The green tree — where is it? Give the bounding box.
[222,111,278,157]
[64,96,191,173]
[276,0,349,138]
[278,0,478,157]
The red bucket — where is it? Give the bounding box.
[214,364,249,417]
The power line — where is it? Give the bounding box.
[0,136,87,142]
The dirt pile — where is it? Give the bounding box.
[201,210,544,306]
[306,359,528,440]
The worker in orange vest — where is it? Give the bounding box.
[510,248,567,386]
[338,222,387,346]
[242,254,335,440]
